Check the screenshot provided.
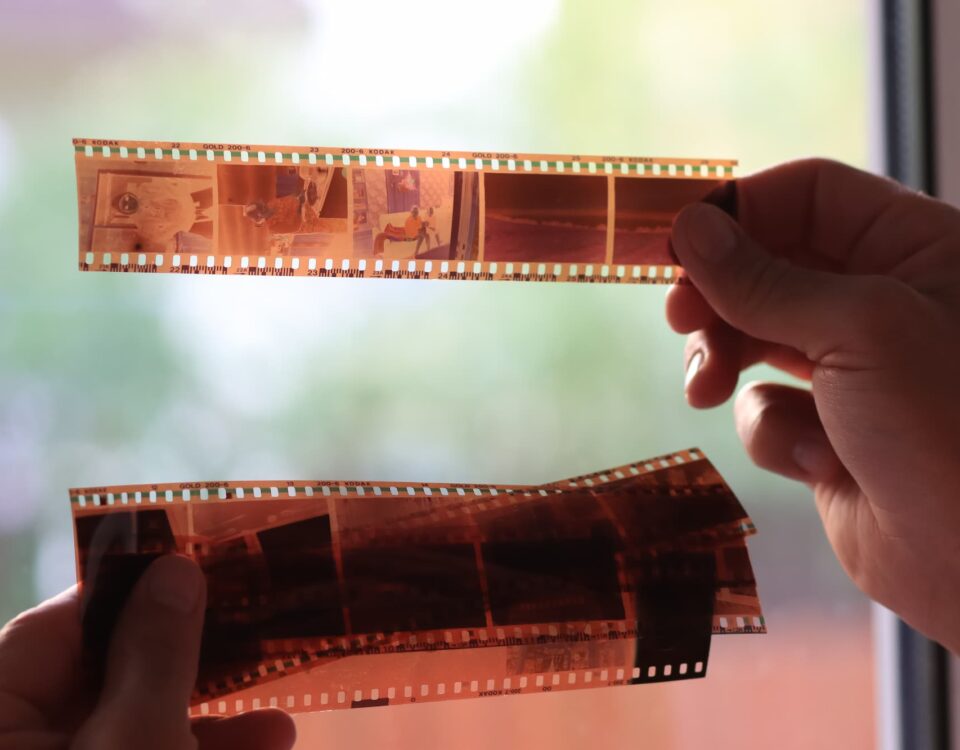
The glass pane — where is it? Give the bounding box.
[0,0,873,746]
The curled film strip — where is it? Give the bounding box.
[74,138,736,283]
[71,449,763,716]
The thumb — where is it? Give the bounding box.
[75,555,206,750]
[671,202,896,361]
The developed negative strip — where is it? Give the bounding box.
[70,455,762,639]
[74,138,735,283]
[194,644,708,717]
[337,449,756,544]
[71,449,762,715]
[68,450,753,540]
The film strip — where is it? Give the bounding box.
[339,448,757,546]
[71,449,763,716]
[74,138,735,283]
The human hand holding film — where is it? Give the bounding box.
[0,556,296,750]
[667,159,960,654]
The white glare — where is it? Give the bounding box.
[294,0,560,114]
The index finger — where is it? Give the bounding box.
[667,159,905,334]
[733,158,936,273]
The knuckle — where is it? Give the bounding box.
[802,157,868,192]
[736,256,793,322]
[781,157,853,190]
[807,157,851,181]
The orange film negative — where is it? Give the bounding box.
[70,448,763,716]
[73,138,736,283]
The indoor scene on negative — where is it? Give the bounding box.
[79,159,216,258]
[216,163,350,258]
[356,167,480,263]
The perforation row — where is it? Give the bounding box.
[71,481,534,507]
[368,451,709,534]
[81,144,730,178]
[80,251,679,283]
[195,660,706,715]
[243,616,764,660]
[257,620,639,656]
[563,449,699,489]
[70,450,700,507]
[716,616,765,633]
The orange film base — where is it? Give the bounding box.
[70,449,763,716]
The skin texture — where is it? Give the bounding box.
[667,159,960,654]
[0,556,296,750]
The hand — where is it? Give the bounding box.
[667,159,960,653]
[0,556,297,750]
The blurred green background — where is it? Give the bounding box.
[0,0,874,745]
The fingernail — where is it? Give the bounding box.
[792,437,839,479]
[147,556,203,614]
[679,204,738,262]
[685,350,704,389]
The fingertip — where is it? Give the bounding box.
[271,710,298,750]
[193,709,297,750]
[671,202,738,265]
[96,555,207,723]
[733,380,767,439]
[665,282,717,333]
[670,204,698,265]
[252,708,297,750]
[143,554,206,616]
[734,381,842,484]
[793,437,844,481]
[683,330,740,408]
[671,200,709,232]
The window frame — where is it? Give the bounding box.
[874,0,955,747]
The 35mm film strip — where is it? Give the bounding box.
[71,449,763,716]
[74,138,736,283]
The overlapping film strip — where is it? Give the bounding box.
[74,138,735,283]
[71,448,764,716]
